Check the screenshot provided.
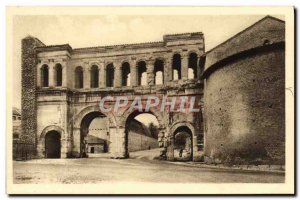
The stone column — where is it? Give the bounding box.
[98,62,103,88]
[114,62,122,87]
[36,64,41,87]
[84,62,90,89]
[196,56,201,80]
[36,138,45,158]
[164,57,172,83]
[100,62,106,88]
[130,57,137,86]
[192,136,198,161]
[181,54,189,80]
[158,129,165,147]
[62,62,67,87]
[118,127,128,158]
[166,136,175,161]
[147,59,155,86]
[72,127,81,158]
[110,127,128,158]
[60,135,72,159]
[61,138,68,158]
[49,62,55,87]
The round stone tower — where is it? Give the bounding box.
[202,16,285,165]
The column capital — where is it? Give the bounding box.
[48,61,55,68]
[181,53,189,59]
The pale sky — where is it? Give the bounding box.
[12,14,284,108]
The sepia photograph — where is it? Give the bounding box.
[6,6,294,195]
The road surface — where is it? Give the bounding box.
[13,156,284,184]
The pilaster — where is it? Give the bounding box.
[147,59,155,86]
[181,53,189,80]
[83,62,90,89]
[130,57,137,86]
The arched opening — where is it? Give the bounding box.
[55,63,62,87]
[172,54,181,80]
[125,111,160,158]
[90,65,99,88]
[45,130,61,158]
[173,126,193,161]
[137,61,147,86]
[80,112,109,157]
[121,62,131,86]
[40,64,49,87]
[154,59,164,85]
[188,53,198,79]
[75,66,84,88]
[106,64,114,87]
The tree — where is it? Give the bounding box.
[148,122,159,139]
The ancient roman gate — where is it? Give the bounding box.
[21,32,205,161]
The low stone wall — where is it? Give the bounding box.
[128,131,159,152]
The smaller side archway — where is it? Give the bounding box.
[45,131,61,158]
[38,125,64,158]
[170,122,195,161]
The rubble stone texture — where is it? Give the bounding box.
[21,36,45,149]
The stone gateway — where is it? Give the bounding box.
[20,16,285,165]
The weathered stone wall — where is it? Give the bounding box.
[36,101,69,158]
[21,37,45,149]
[203,17,285,165]
[204,47,285,165]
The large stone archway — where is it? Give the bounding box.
[72,105,117,157]
[120,107,166,158]
[73,105,117,129]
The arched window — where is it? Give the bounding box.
[106,64,114,87]
[172,54,181,80]
[137,61,147,86]
[55,63,62,86]
[154,59,164,85]
[75,66,84,88]
[121,62,130,86]
[90,65,99,88]
[40,64,49,87]
[188,53,198,79]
